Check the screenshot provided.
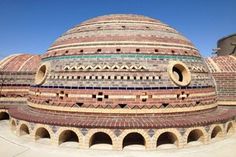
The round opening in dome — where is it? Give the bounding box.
[35,64,48,85]
[172,67,183,82]
[168,61,191,86]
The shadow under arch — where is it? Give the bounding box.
[122,132,146,149]
[211,126,223,139]
[19,124,30,136]
[226,122,234,134]
[89,132,113,149]
[0,112,9,120]
[35,127,51,140]
[187,129,204,144]
[11,120,16,131]
[58,130,79,145]
[157,132,178,148]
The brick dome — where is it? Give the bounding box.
[205,55,236,105]
[0,54,41,99]
[30,14,217,114]
[43,14,199,58]
[4,14,236,151]
[0,54,41,72]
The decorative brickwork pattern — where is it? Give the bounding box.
[205,56,236,105]
[0,14,236,151]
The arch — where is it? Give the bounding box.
[19,124,30,136]
[94,65,102,70]
[35,63,49,85]
[139,65,146,70]
[121,65,129,70]
[64,66,70,71]
[35,127,51,140]
[103,65,110,70]
[167,61,191,86]
[122,132,145,149]
[85,129,116,149]
[58,130,79,145]
[211,126,223,139]
[156,132,178,148]
[0,112,9,120]
[226,122,234,134]
[112,65,119,70]
[187,129,204,143]
[86,65,93,70]
[71,66,77,71]
[89,132,112,148]
[78,65,85,70]
[11,120,16,131]
[130,65,137,70]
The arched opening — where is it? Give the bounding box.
[168,61,191,87]
[89,132,112,150]
[58,130,79,147]
[211,126,223,139]
[187,129,204,145]
[173,67,183,82]
[19,124,30,136]
[226,123,234,135]
[123,132,145,150]
[35,64,48,85]
[35,127,51,141]
[11,120,16,131]
[0,112,9,120]
[157,132,178,149]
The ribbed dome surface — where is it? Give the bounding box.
[43,14,199,58]
[0,54,41,72]
[31,14,216,114]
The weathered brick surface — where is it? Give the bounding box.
[213,73,236,101]
[0,15,232,113]
[1,15,236,147]
[9,105,236,129]
[205,56,236,102]
[0,54,41,72]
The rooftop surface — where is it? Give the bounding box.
[1,120,236,157]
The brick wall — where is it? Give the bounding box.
[213,72,236,101]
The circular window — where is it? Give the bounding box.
[35,64,49,85]
[168,61,191,86]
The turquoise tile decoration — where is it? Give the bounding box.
[42,54,202,62]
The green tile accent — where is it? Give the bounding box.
[42,54,202,62]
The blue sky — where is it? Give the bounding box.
[0,0,235,59]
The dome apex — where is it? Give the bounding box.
[80,14,162,24]
[43,14,197,58]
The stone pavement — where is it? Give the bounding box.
[0,120,236,157]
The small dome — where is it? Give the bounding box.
[0,54,41,98]
[205,55,236,72]
[0,54,41,72]
[205,55,236,105]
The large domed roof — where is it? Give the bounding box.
[31,14,216,115]
[43,14,199,58]
[5,14,236,152]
